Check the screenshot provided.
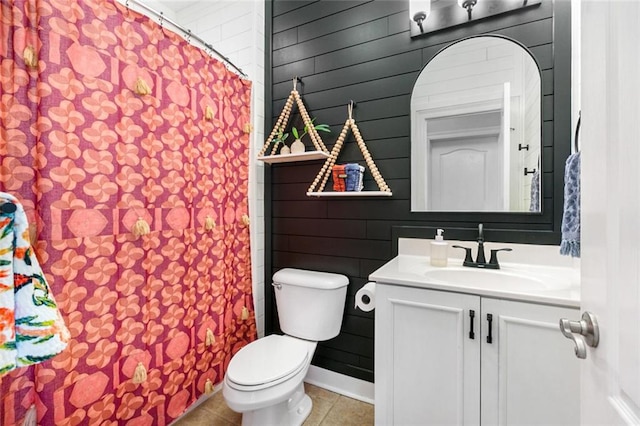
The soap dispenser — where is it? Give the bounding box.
[430,229,448,267]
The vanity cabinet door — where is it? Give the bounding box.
[480,298,580,426]
[375,284,480,426]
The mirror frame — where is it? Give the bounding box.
[408,0,571,245]
[410,34,543,213]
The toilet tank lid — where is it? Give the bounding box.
[273,268,348,289]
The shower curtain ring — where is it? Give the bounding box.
[186,29,192,43]
[159,11,164,26]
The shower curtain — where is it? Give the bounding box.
[0,0,256,424]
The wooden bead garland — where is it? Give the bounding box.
[308,102,391,194]
[259,78,329,157]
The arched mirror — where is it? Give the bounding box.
[411,35,541,212]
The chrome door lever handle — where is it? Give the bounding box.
[560,320,587,359]
[559,311,599,359]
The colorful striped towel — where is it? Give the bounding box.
[0,192,69,376]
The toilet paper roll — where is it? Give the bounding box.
[355,282,376,312]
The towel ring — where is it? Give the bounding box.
[574,112,581,153]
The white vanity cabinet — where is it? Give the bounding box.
[375,283,580,426]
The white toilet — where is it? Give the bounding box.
[222,268,348,426]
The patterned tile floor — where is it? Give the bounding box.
[173,383,374,426]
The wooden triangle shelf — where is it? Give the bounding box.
[307,102,392,197]
[257,150,330,164]
[306,191,393,197]
[258,78,329,162]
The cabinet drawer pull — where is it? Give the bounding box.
[487,313,493,344]
[469,310,475,339]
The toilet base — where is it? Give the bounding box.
[241,383,312,426]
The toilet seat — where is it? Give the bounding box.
[226,335,310,391]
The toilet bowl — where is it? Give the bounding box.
[223,335,317,426]
[222,268,348,426]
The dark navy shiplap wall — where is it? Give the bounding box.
[265,0,571,382]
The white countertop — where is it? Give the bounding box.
[369,239,581,308]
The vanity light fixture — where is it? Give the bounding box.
[410,0,541,39]
[409,0,431,34]
[458,0,478,20]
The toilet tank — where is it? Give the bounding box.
[272,268,348,341]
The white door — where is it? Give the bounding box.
[429,135,501,211]
[580,1,640,424]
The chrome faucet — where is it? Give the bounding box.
[452,224,512,269]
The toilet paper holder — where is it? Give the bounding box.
[355,282,376,312]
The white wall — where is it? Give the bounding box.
[125,0,266,337]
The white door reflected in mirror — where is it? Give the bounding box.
[411,35,541,213]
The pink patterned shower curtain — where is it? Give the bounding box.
[0,0,256,424]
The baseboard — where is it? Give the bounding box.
[304,365,375,404]
[170,383,222,425]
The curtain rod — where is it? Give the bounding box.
[124,0,248,78]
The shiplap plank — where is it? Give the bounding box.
[310,95,411,124]
[273,50,422,99]
[542,69,553,95]
[327,199,413,221]
[272,218,367,238]
[314,30,417,74]
[272,251,361,277]
[340,137,410,159]
[530,44,553,70]
[322,332,374,358]
[272,182,315,201]
[314,345,360,365]
[271,162,329,184]
[272,27,298,50]
[543,121,553,148]
[272,58,315,84]
[286,235,391,260]
[273,1,368,33]
[272,199,328,218]
[313,356,373,382]
[272,73,416,112]
[341,315,374,339]
[543,94,553,121]
[273,1,319,18]
[297,0,406,43]
[273,17,388,66]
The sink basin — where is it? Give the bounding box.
[423,267,562,291]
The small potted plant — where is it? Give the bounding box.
[290,119,331,154]
[272,128,290,155]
